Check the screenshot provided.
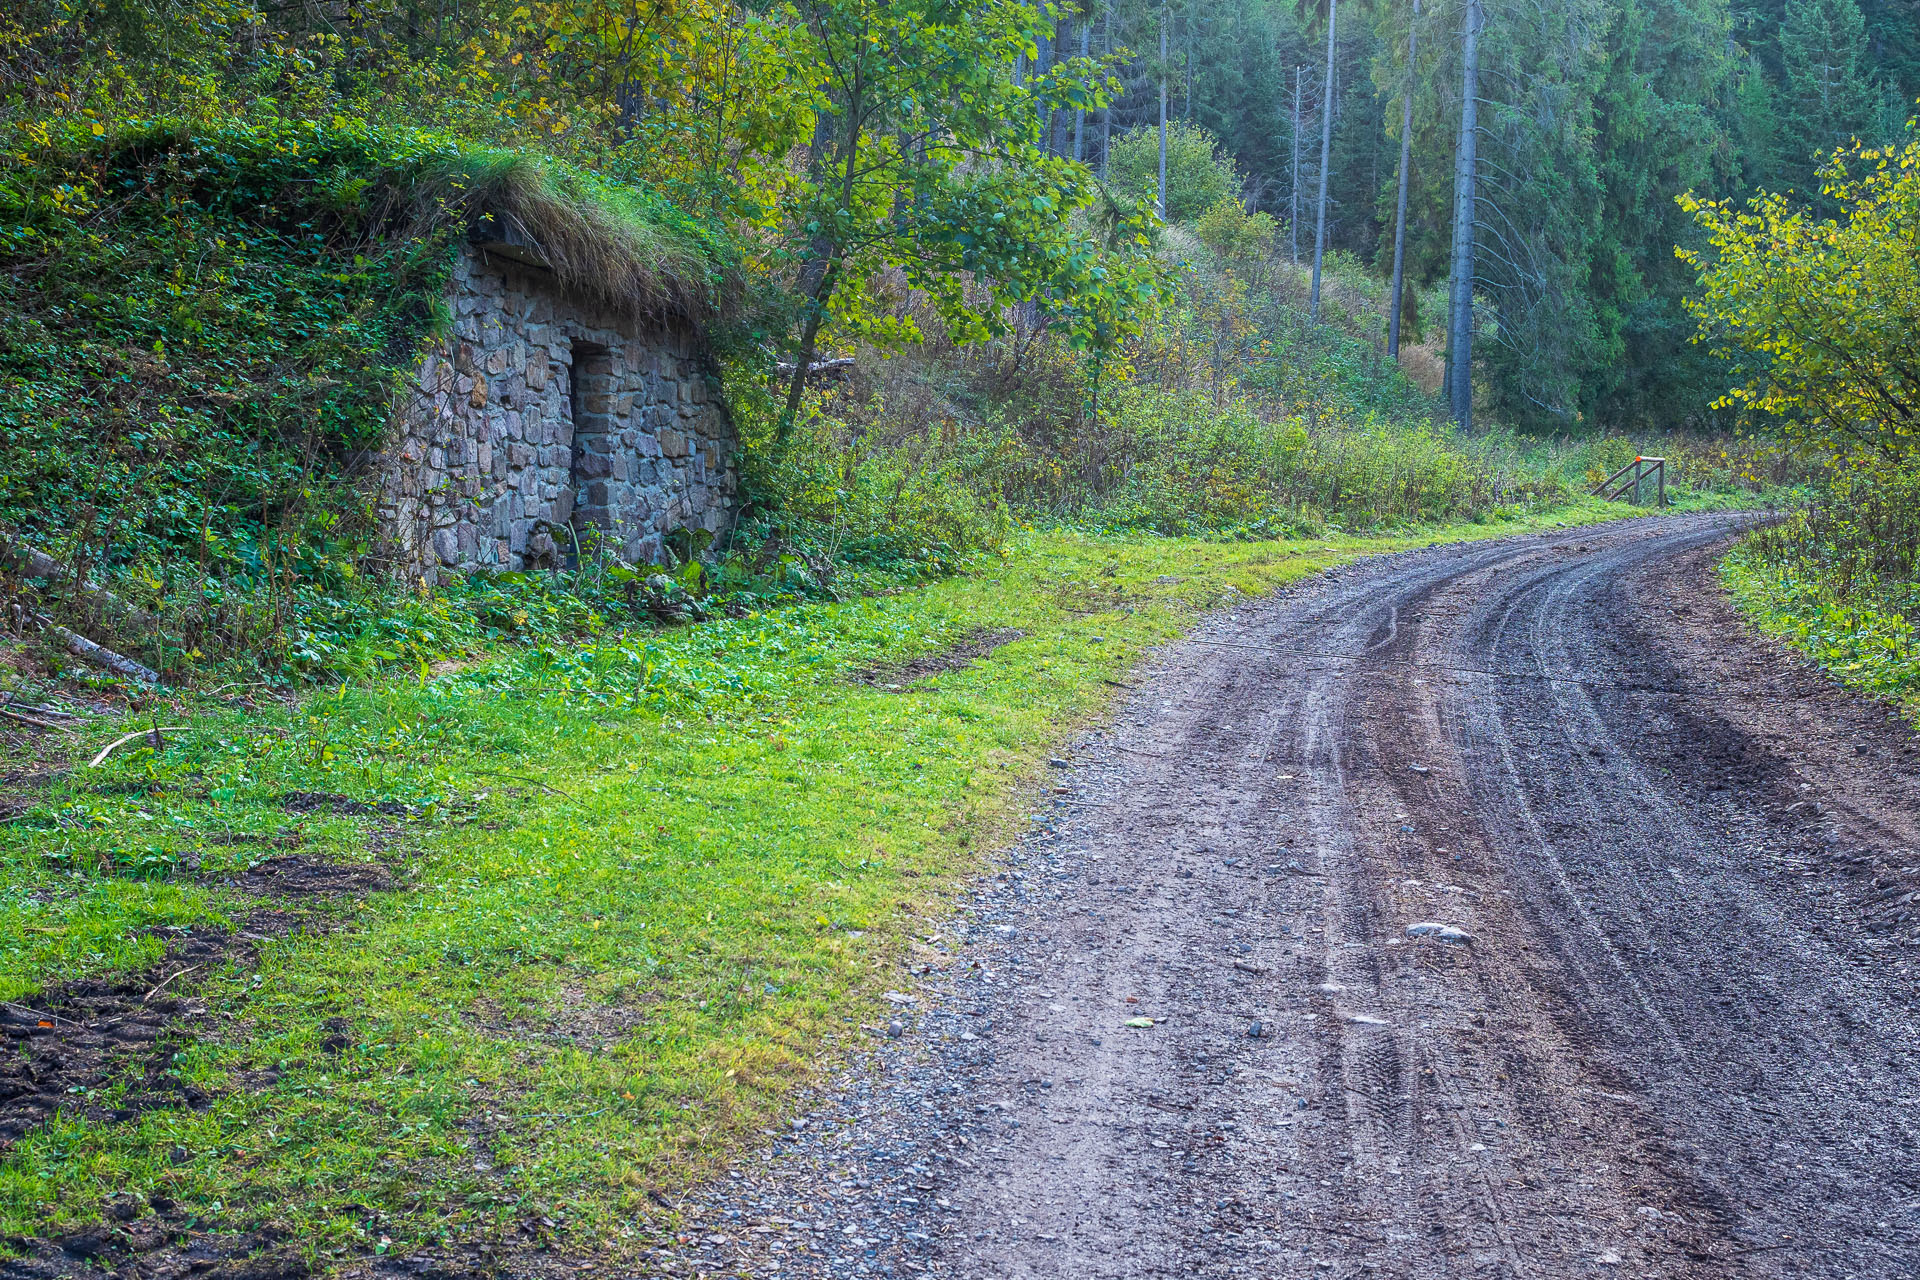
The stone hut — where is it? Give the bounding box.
[377,235,736,581]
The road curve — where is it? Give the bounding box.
[682,514,1920,1280]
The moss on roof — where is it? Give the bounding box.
[402,146,731,323]
[4,118,733,320]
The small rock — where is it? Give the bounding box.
[1089,636,1105,644]
[1406,921,1473,944]
[886,1020,905,1039]
[1409,763,1431,774]
[1048,757,1070,768]
[1247,1020,1265,1038]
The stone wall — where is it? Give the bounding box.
[377,244,736,581]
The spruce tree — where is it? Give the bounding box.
[1777,0,1875,190]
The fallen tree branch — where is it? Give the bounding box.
[0,707,71,731]
[89,725,188,768]
[143,964,201,1004]
[33,614,161,685]
[0,698,82,719]
[0,535,155,628]
[2,1001,79,1029]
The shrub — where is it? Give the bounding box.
[1195,197,1278,265]
[1679,115,1920,473]
[1104,122,1241,223]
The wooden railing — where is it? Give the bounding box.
[1590,456,1667,507]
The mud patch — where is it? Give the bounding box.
[201,830,303,850]
[277,791,418,817]
[0,920,280,1149]
[1,1204,308,1280]
[851,627,1027,689]
[234,854,394,897]
[467,983,654,1049]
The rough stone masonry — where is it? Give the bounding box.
[377,243,737,581]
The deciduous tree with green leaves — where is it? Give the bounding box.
[775,0,1132,436]
[1679,118,1920,468]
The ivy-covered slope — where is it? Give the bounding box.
[0,120,729,628]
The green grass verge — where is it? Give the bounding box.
[1722,537,1920,703]
[0,497,1687,1261]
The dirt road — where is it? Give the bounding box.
[688,514,1920,1280]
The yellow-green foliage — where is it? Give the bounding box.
[1726,485,1920,703]
[1679,116,1920,471]
[1105,121,1242,222]
[1195,196,1279,267]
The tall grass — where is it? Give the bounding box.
[755,242,1563,555]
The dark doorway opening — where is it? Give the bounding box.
[566,340,615,561]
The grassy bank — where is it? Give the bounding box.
[3,501,1665,1263]
[1723,496,1920,706]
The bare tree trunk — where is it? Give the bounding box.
[1308,0,1337,320]
[1073,11,1090,162]
[1446,0,1483,428]
[1157,0,1169,218]
[1037,30,1053,152]
[781,106,854,441]
[1388,0,1418,358]
[1184,4,1194,120]
[1290,66,1303,264]
[1099,5,1113,176]
[1051,16,1071,153]
[782,266,837,435]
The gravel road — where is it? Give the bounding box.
[663,513,1920,1280]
